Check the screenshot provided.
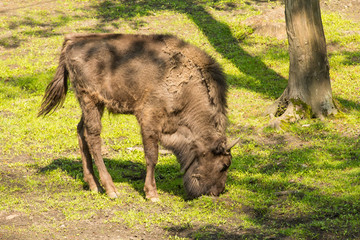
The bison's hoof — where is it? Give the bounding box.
[90,186,104,194]
[108,191,120,199]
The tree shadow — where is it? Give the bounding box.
[167,224,262,240]
[1,5,76,49]
[341,51,360,66]
[230,131,360,238]
[89,0,359,106]
[181,1,287,97]
[252,0,283,2]
[0,69,56,96]
[336,96,360,112]
[165,180,360,239]
[89,0,288,98]
[0,15,69,49]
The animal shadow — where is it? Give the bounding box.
[38,157,186,199]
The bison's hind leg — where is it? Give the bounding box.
[77,95,119,198]
[77,116,103,194]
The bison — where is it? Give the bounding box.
[39,33,238,201]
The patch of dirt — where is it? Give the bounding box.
[322,0,360,22]
[0,162,169,240]
[0,110,16,118]
[245,6,287,40]
[245,0,360,41]
[0,211,167,240]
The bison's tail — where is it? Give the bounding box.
[38,44,69,117]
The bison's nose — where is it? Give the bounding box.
[208,185,225,197]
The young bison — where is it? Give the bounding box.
[39,33,238,201]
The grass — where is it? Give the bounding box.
[1,0,359,239]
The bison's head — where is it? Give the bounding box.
[183,137,239,199]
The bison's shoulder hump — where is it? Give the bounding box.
[160,36,215,69]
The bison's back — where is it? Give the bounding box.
[63,33,225,116]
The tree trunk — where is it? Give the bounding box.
[267,0,337,127]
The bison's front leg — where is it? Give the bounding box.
[142,131,160,202]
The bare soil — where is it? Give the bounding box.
[246,0,360,41]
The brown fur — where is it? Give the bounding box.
[39,33,232,199]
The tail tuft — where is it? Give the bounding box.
[38,48,69,117]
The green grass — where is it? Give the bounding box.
[1,0,359,239]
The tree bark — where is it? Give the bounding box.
[267,0,337,126]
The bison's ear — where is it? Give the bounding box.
[212,137,227,155]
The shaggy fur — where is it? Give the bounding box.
[39,33,232,200]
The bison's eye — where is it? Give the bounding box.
[220,163,229,172]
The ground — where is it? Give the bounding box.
[0,0,359,239]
